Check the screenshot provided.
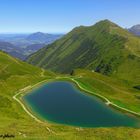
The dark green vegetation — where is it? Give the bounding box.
[27,20,140,86]
[134,85,140,90]
[0,51,140,139]
[23,81,140,128]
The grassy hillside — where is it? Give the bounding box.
[27,20,140,85]
[0,51,140,139]
[73,69,140,113]
[0,51,56,139]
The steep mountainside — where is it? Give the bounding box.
[0,51,56,138]
[128,24,140,36]
[27,20,140,84]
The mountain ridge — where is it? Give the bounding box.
[27,20,140,84]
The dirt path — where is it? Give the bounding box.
[70,77,140,116]
[13,80,56,134]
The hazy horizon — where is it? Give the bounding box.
[0,32,65,34]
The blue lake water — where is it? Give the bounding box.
[22,81,140,127]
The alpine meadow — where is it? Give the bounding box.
[0,1,140,140]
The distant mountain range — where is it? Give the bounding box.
[0,41,26,60]
[27,20,140,84]
[0,32,63,60]
[0,32,63,46]
[128,25,140,36]
[26,32,62,44]
[0,34,29,47]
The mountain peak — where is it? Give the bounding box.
[26,32,48,42]
[99,19,112,23]
[29,32,47,36]
[71,19,118,33]
[130,24,140,29]
[94,19,118,27]
[33,32,49,35]
[128,24,140,36]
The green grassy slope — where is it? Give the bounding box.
[73,69,140,113]
[27,20,140,85]
[0,51,140,139]
[0,51,56,139]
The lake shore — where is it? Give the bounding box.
[13,76,140,128]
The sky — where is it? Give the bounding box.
[0,0,140,33]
